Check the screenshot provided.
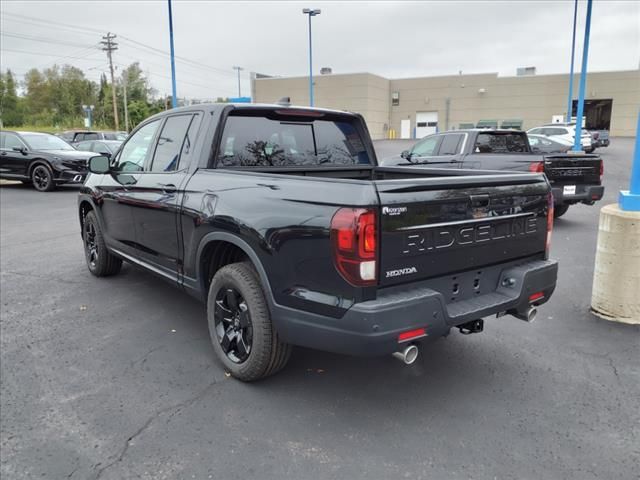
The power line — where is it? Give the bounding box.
[3,12,244,79]
[1,31,96,49]
[101,32,120,130]
[1,47,102,61]
[2,12,105,36]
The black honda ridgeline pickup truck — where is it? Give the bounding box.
[78,104,558,381]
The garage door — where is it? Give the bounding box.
[416,111,438,138]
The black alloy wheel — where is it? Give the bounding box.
[31,165,54,192]
[214,287,253,363]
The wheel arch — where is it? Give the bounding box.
[28,159,53,176]
[196,232,275,306]
[78,198,96,236]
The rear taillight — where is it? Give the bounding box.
[529,162,544,173]
[331,208,377,286]
[546,192,554,258]
[599,160,604,183]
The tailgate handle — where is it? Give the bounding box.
[469,194,490,208]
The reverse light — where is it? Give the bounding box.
[528,162,544,173]
[546,192,554,259]
[331,208,377,286]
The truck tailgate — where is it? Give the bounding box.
[374,172,550,287]
[544,154,602,185]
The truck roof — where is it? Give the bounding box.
[147,102,359,117]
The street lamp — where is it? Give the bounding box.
[302,8,321,107]
[232,66,244,97]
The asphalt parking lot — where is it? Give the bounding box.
[1,139,638,480]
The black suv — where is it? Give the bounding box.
[0,131,94,191]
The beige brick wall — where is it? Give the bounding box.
[254,69,639,137]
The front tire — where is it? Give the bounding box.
[31,164,55,192]
[207,262,291,381]
[83,211,122,276]
[554,204,570,218]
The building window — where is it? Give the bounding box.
[391,92,399,106]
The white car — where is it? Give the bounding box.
[527,124,594,153]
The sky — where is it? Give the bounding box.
[1,0,638,100]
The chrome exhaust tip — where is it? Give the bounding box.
[392,344,419,365]
[514,307,537,323]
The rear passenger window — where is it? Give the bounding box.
[475,133,528,153]
[438,134,463,155]
[217,111,371,167]
[150,115,194,172]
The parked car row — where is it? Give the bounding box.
[0,130,125,191]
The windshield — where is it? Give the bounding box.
[22,134,74,151]
[217,111,372,167]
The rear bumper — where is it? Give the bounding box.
[271,259,558,357]
[552,184,604,205]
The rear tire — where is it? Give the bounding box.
[554,204,570,218]
[83,211,122,276]
[207,262,291,381]
[31,164,56,192]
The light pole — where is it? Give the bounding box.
[233,66,244,97]
[302,8,321,107]
[566,0,578,123]
[167,0,177,108]
[572,0,593,151]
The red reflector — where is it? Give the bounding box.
[529,292,544,302]
[398,328,426,342]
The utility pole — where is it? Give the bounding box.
[101,32,119,130]
[122,70,129,132]
[232,66,243,97]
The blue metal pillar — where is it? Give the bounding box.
[168,0,177,108]
[619,113,640,211]
[307,14,314,107]
[573,0,593,151]
[566,0,578,123]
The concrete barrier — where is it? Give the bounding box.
[591,204,640,324]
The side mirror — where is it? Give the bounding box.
[89,155,110,174]
[12,146,27,155]
[531,147,541,153]
[99,152,112,158]
[400,150,411,159]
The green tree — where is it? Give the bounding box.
[1,70,24,126]
[127,100,150,128]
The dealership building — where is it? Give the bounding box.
[252,68,640,139]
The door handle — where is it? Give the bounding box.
[159,183,177,194]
